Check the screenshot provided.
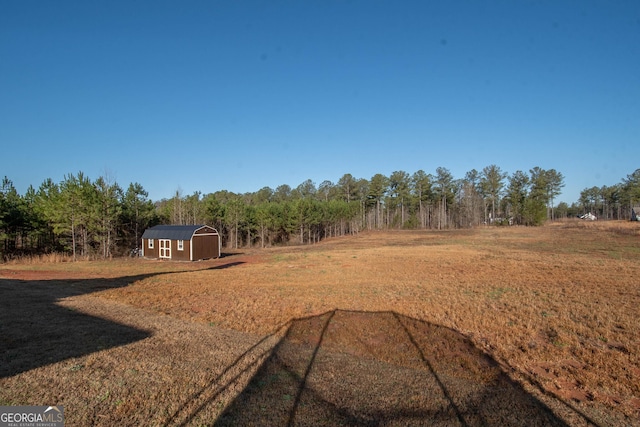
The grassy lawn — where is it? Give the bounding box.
[1,220,639,425]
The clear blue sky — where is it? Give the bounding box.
[1,1,639,204]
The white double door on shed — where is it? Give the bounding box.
[159,239,171,259]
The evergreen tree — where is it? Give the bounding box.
[0,177,26,255]
[225,195,245,249]
[460,170,483,227]
[254,202,273,248]
[273,184,292,203]
[94,176,122,258]
[120,182,156,252]
[368,173,389,229]
[317,180,334,202]
[295,179,317,200]
[253,186,274,204]
[34,178,62,253]
[524,167,548,226]
[203,192,226,230]
[388,170,410,227]
[507,171,529,225]
[434,167,454,229]
[411,170,432,229]
[480,165,506,223]
[59,172,96,259]
[622,169,640,217]
[544,169,565,220]
[337,173,356,203]
[579,186,600,216]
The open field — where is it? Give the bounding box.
[1,221,639,425]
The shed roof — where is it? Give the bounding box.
[141,225,210,241]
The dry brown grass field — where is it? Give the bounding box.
[1,221,639,426]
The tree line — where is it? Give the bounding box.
[1,167,639,259]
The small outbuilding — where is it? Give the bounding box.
[632,206,640,221]
[141,225,221,261]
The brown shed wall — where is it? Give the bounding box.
[142,238,191,260]
[142,238,159,259]
[171,239,191,262]
[192,235,218,260]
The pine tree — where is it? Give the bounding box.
[480,165,506,224]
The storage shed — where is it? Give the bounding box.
[141,225,221,261]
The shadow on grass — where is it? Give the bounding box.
[208,261,245,270]
[219,252,244,258]
[0,274,156,379]
[170,310,597,426]
[0,261,241,379]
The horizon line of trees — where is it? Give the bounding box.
[1,167,639,260]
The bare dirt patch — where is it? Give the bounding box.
[1,221,639,425]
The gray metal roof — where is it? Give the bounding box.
[141,225,209,241]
